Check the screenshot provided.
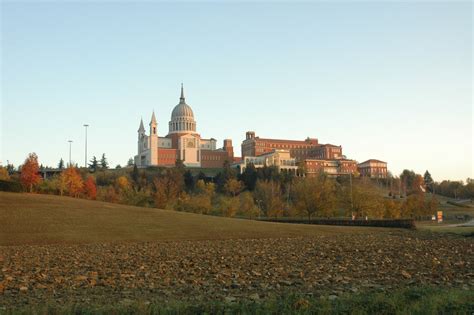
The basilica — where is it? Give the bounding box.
[135,85,388,178]
[134,85,234,168]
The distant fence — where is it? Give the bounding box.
[447,200,473,208]
[258,218,416,229]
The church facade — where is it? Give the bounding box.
[134,85,234,168]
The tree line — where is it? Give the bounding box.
[1,152,462,220]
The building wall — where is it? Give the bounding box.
[201,150,233,168]
[157,148,178,166]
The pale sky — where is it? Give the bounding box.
[1,1,472,181]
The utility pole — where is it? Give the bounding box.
[83,124,89,168]
[68,140,73,166]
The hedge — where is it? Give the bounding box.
[0,179,23,192]
[259,218,416,229]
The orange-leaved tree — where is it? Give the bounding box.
[62,166,84,197]
[20,153,42,192]
[83,176,97,200]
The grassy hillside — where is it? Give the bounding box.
[0,192,379,246]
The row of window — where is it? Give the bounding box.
[256,142,315,150]
[170,121,195,131]
[202,155,224,161]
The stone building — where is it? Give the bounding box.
[134,85,234,168]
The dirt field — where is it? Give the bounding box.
[1,192,473,311]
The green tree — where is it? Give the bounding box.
[423,170,434,192]
[216,160,237,193]
[100,153,109,169]
[131,164,140,185]
[89,156,98,172]
[239,163,258,191]
[184,170,195,192]
[127,158,134,166]
[58,158,65,170]
[400,169,417,195]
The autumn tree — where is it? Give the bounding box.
[216,196,239,217]
[347,178,385,219]
[224,178,243,197]
[62,166,84,197]
[382,199,401,218]
[83,176,97,200]
[425,194,438,216]
[293,175,337,220]
[254,180,284,218]
[401,193,427,218]
[115,176,131,192]
[215,160,237,193]
[153,168,184,209]
[20,153,42,192]
[195,179,215,197]
[413,174,425,194]
[239,191,259,218]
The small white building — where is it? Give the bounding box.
[233,150,298,174]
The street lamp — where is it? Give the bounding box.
[83,124,89,168]
[68,140,73,166]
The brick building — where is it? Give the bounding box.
[304,159,358,177]
[241,131,343,161]
[357,159,388,178]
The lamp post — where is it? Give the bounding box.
[68,140,73,166]
[349,172,353,214]
[83,124,89,168]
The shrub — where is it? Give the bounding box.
[0,167,10,180]
[0,179,22,192]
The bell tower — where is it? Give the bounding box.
[149,111,158,165]
[137,118,145,155]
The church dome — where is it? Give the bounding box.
[171,101,194,119]
[168,84,197,134]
